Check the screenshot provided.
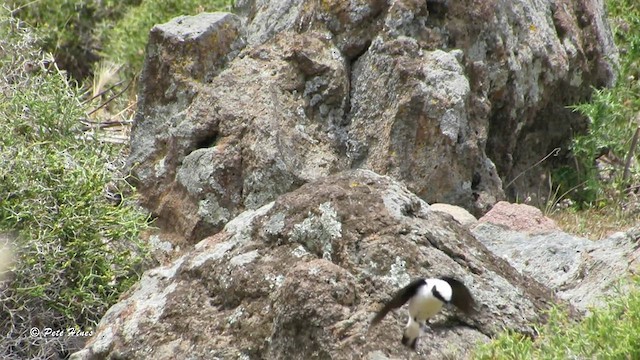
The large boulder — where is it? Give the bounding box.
[127,0,617,244]
[71,170,564,359]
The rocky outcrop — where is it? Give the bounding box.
[430,203,479,228]
[71,170,563,360]
[471,202,639,311]
[127,12,248,243]
[473,222,640,311]
[127,0,617,244]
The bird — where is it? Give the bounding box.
[370,276,476,349]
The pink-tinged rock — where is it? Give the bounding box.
[476,201,559,233]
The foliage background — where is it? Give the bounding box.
[1,1,231,358]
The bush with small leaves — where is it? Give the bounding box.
[0,11,150,359]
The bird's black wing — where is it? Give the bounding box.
[370,279,427,327]
[440,276,476,315]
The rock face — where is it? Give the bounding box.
[128,12,248,243]
[473,223,640,312]
[127,0,617,244]
[71,170,562,360]
[473,202,638,311]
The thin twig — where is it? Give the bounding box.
[110,100,137,121]
[87,78,134,116]
[543,172,587,215]
[8,0,42,15]
[622,115,640,184]
[505,147,561,189]
[80,118,132,125]
[82,79,125,105]
[80,121,132,131]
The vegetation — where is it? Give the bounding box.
[551,0,640,212]
[550,206,635,239]
[7,0,142,80]
[99,0,233,84]
[9,0,233,88]
[1,1,234,358]
[8,0,234,131]
[474,279,640,359]
[476,0,640,357]
[0,10,150,359]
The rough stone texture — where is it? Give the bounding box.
[468,0,618,199]
[127,0,617,243]
[347,47,503,214]
[472,223,640,311]
[128,12,249,243]
[71,170,564,360]
[476,201,560,233]
[429,203,478,228]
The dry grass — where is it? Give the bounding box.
[548,206,637,240]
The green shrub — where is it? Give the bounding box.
[558,0,640,207]
[477,0,640,357]
[474,280,640,359]
[0,10,150,359]
[7,0,142,80]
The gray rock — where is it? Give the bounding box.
[71,170,565,360]
[128,12,247,241]
[472,223,640,311]
[347,47,503,215]
[127,0,617,244]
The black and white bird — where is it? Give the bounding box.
[370,276,476,349]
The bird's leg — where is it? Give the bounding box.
[401,317,421,349]
[401,334,410,347]
[419,320,430,332]
[401,332,419,350]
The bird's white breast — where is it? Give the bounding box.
[407,280,451,322]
